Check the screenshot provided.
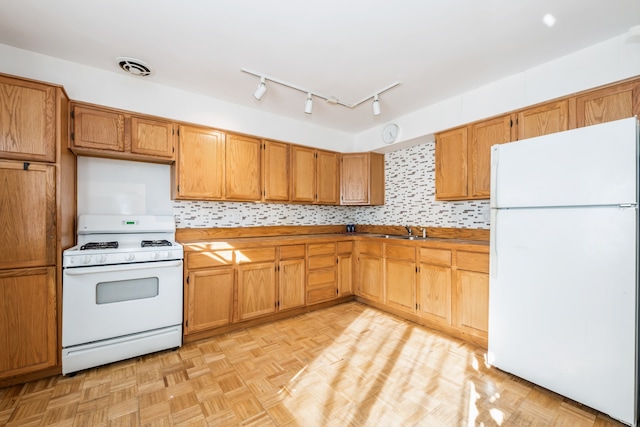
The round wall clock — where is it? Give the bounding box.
[382,123,399,144]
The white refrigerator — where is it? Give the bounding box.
[488,117,638,426]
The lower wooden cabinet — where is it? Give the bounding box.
[417,248,452,327]
[384,244,416,314]
[185,267,234,333]
[0,267,57,380]
[356,242,384,302]
[337,242,353,297]
[237,262,276,321]
[454,251,490,340]
[307,243,337,304]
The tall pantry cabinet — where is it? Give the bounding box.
[0,73,76,385]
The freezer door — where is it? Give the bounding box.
[489,205,637,425]
[490,117,637,208]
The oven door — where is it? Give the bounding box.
[62,260,183,348]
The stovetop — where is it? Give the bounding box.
[64,214,183,267]
[63,239,183,267]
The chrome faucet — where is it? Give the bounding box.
[405,226,412,236]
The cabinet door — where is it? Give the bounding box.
[279,258,305,310]
[263,140,290,202]
[435,126,468,200]
[418,263,451,326]
[0,161,55,269]
[358,255,383,302]
[454,251,490,343]
[469,115,513,199]
[185,267,234,333]
[385,258,416,314]
[291,145,316,202]
[576,81,640,128]
[337,253,353,297]
[455,270,489,337]
[316,150,340,204]
[175,125,225,200]
[517,100,569,139]
[340,153,369,205]
[71,105,125,152]
[238,262,277,320]
[0,75,56,162]
[131,116,174,159]
[0,267,56,379]
[225,134,262,201]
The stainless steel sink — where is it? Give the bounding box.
[382,235,428,240]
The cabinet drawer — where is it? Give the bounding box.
[308,269,337,287]
[308,254,335,270]
[358,242,382,257]
[419,248,452,266]
[337,241,353,254]
[307,285,336,304]
[308,243,336,256]
[384,244,415,261]
[236,247,276,264]
[187,251,234,268]
[456,251,489,273]
[280,244,305,260]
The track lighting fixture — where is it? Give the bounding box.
[305,93,313,114]
[372,94,381,116]
[242,68,400,116]
[253,76,267,100]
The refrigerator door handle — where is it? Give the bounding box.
[490,208,498,279]
[490,146,499,208]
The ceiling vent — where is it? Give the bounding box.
[116,57,152,76]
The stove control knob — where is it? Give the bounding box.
[152,252,161,260]
[163,251,171,259]
[97,254,107,263]
[125,254,135,262]
[82,255,91,264]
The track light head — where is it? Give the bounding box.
[253,77,267,100]
[304,93,313,114]
[372,94,381,116]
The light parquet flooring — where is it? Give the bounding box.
[0,302,627,426]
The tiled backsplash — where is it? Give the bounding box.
[173,141,490,229]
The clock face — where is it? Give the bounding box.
[382,123,399,144]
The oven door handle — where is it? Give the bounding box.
[63,260,183,275]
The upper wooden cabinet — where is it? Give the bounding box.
[263,140,290,202]
[469,115,514,198]
[131,116,175,158]
[340,152,385,205]
[0,75,57,162]
[291,145,316,203]
[576,80,640,128]
[517,100,570,140]
[435,126,468,200]
[173,125,225,200]
[291,146,340,205]
[70,103,175,163]
[316,150,340,205]
[436,76,640,201]
[0,161,56,270]
[225,133,262,201]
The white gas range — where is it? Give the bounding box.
[62,214,184,375]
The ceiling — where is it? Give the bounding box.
[0,0,638,133]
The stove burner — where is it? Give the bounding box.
[80,241,119,250]
[141,239,172,248]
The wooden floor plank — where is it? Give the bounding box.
[0,301,628,426]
